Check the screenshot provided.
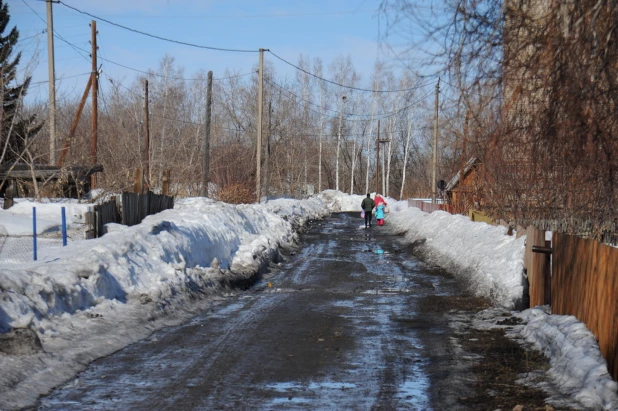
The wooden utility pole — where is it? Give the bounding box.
[46,0,57,164]
[256,48,265,203]
[263,100,272,202]
[58,76,92,166]
[460,109,469,186]
[90,20,98,188]
[375,119,390,195]
[201,71,213,197]
[431,78,440,204]
[375,120,380,193]
[144,79,150,192]
[336,95,346,191]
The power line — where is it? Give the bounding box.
[46,1,435,95]
[28,71,91,87]
[267,50,436,93]
[57,1,259,53]
[266,76,432,121]
[20,0,91,63]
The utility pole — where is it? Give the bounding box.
[460,109,469,186]
[375,119,380,193]
[90,20,98,189]
[201,71,213,197]
[46,0,56,164]
[256,48,265,203]
[263,100,272,202]
[431,78,440,204]
[143,79,150,193]
[335,95,346,191]
[375,119,390,194]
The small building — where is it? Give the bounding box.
[0,163,103,208]
[445,158,486,214]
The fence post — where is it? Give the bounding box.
[61,207,67,246]
[133,168,144,194]
[162,169,170,196]
[527,226,549,307]
[85,207,95,239]
[32,207,37,261]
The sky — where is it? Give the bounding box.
[9,0,436,103]
[1,191,617,409]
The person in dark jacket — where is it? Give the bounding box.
[361,193,375,228]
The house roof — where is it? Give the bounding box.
[445,157,481,192]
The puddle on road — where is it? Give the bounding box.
[266,381,359,407]
[398,376,429,404]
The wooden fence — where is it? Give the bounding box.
[89,191,174,237]
[525,229,618,381]
[93,199,121,237]
[551,233,618,381]
[122,191,174,227]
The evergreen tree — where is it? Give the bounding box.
[0,0,42,168]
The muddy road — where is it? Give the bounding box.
[39,212,558,410]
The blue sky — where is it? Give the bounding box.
[9,0,437,102]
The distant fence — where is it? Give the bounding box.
[525,229,618,381]
[407,199,450,213]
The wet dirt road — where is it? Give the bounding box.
[38,212,500,410]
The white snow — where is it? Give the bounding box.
[1,190,616,410]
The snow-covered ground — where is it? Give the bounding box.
[0,190,616,410]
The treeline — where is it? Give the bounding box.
[23,54,463,202]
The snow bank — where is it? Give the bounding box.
[514,308,618,410]
[316,189,409,213]
[0,196,328,409]
[0,197,327,334]
[388,207,524,308]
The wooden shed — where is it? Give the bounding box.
[0,164,103,208]
[445,157,486,214]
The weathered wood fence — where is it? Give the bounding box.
[122,191,174,227]
[93,198,121,237]
[89,191,174,237]
[525,229,618,381]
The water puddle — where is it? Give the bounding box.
[398,376,430,405]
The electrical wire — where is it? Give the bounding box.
[29,71,91,86]
[57,1,259,53]
[51,1,435,94]
[267,50,436,93]
[20,0,91,63]
[266,76,432,121]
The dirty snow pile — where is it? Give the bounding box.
[322,190,618,410]
[0,196,328,409]
[512,308,618,410]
